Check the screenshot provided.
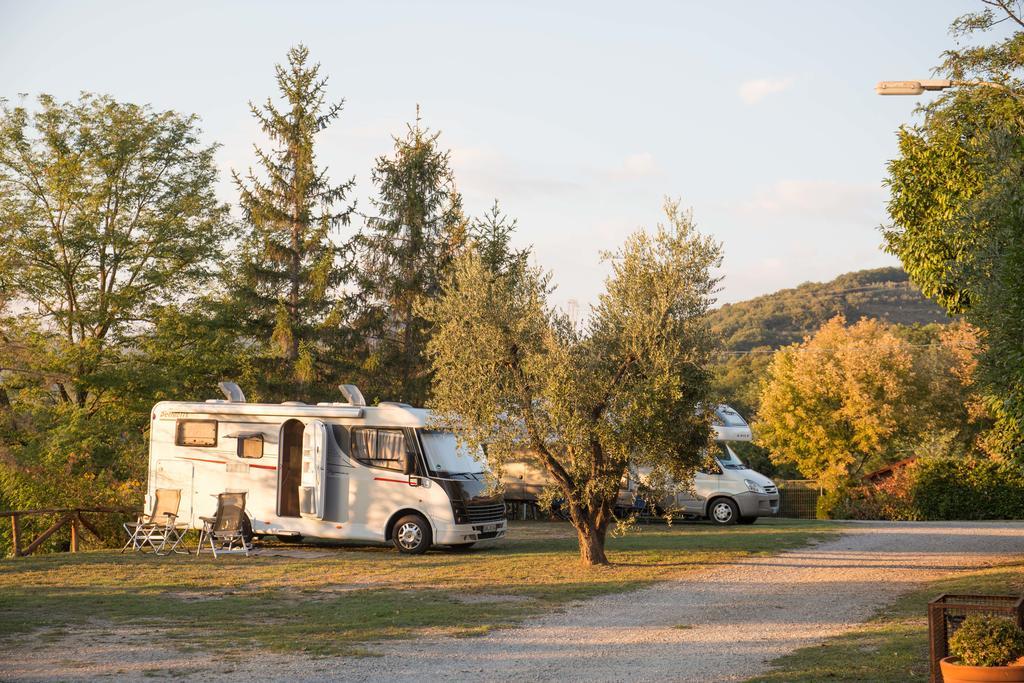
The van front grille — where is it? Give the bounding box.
[764,485,778,495]
[465,502,505,524]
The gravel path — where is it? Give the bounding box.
[319,521,1024,683]
[3,521,1023,682]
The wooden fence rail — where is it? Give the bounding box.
[1,507,134,557]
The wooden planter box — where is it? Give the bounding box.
[929,594,1024,683]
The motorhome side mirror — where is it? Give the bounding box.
[402,451,415,476]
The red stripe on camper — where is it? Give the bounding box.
[179,456,276,471]
[180,457,226,465]
[374,477,410,485]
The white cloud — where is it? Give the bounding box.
[599,152,661,182]
[621,152,658,177]
[737,179,884,220]
[737,76,796,105]
[449,145,583,200]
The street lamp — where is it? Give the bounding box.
[876,79,1011,95]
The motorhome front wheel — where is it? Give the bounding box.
[393,514,432,554]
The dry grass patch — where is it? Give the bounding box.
[1,519,835,658]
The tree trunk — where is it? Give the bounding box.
[573,517,609,566]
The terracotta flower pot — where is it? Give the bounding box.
[941,657,1024,682]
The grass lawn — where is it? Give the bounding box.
[0,518,835,657]
[747,561,1024,682]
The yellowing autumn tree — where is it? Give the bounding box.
[755,317,915,490]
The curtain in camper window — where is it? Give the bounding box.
[377,431,406,470]
[354,429,375,462]
[353,428,406,471]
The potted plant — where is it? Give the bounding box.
[941,614,1024,682]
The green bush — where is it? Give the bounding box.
[912,457,1024,520]
[949,615,1024,667]
[823,456,1024,521]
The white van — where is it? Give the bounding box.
[660,441,779,525]
[503,404,779,525]
[665,405,779,525]
[146,383,506,554]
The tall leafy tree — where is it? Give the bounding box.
[884,0,1024,455]
[422,200,721,565]
[351,111,467,405]
[755,317,916,491]
[0,93,231,529]
[231,44,355,402]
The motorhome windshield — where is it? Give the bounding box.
[419,431,485,477]
[715,444,746,470]
[714,407,748,428]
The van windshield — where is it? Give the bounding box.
[419,431,486,478]
[716,444,747,470]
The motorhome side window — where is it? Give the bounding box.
[175,420,217,447]
[352,428,407,472]
[237,434,263,459]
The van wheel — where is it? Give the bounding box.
[738,516,758,525]
[446,543,476,552]
[708,498,739,525]
[393,515,432,555]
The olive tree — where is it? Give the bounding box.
[421,200,721,565]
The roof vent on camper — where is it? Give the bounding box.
[339,384,366,407]
[218,381,246,403]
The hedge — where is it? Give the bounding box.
[819,456,1024,520]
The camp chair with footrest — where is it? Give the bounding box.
[196,492,254,558]
[121,488,188,554]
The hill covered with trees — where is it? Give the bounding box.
[709,267,951,353]
[709,267,955,479]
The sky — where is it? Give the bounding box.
[0,0,996,309]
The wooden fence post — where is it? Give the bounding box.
[10,515,21,557]
[69,518,78,553]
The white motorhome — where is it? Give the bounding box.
[502,404,779,525]
[146,383,507,554]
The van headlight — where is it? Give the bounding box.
[744,479,766,495]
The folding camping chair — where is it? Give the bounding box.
[121,488,188,554]
[196,492,254,558]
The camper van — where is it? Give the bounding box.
[666,404,779,525]
[502,404,779,525]
[146,383,507,554]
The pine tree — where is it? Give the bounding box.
[351,110,467,405]
[230,45,354,401]
[470,200,530,277]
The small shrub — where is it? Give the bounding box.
[949,615,1024,667]
[817,466,919,520]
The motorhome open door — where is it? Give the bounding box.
[299,420,328,519]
